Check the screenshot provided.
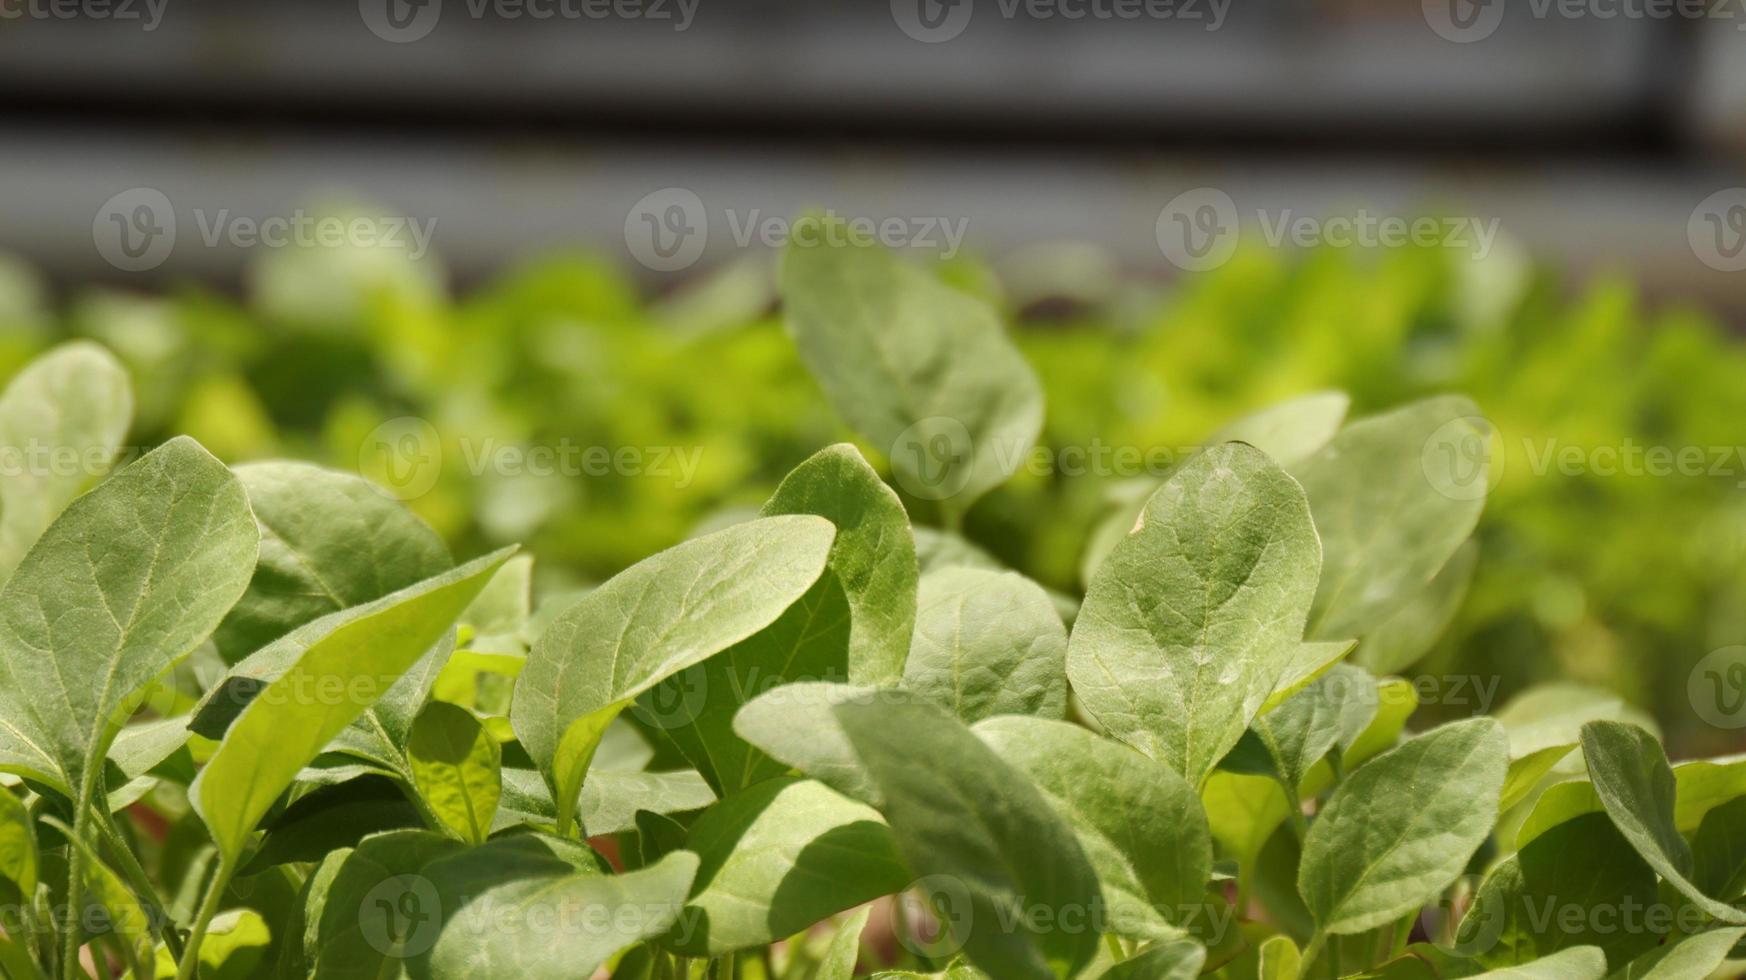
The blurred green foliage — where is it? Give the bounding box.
[4,229,1744,752]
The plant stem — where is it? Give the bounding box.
[93,811,182,960]
[1301,932,1326,974]
[174,855,235,980]
[1104,932,1127,962]
[63,760,107,980]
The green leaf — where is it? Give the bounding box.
[905,567,1067,724]
[1479,946,1608,980]
[0,341,132,582]
[1257,935,1302,980]
[818,906,872,980]
[1604,927,1746,980]
[733,681,887,805]
[1455,813,1660,967]
[242,776,422,874]
[1691,796,1746,903]
[212,461,451,664]
[1097,938,1207,980]
[154,908,271,980]
[1580,721,1746,924]
[1069,443,1322,784]
[192,548,514,862]
[634,809,688,868]
[1291,396,1487,641]
[459,553,534,653]
[49,814,156,977]
[835,694,1103,980]
[1353,541,1477,675]
[407,700,501,845]
[496,768,716,836]
[0,788,35,901]
[650,446,915,797]
[421,850,699,979]
[1226,664,1378,799]
[665,776,908,956]
[780,214,1044,516]
[1299,718,1508,934]
[1262,641,1359,714]
[0,436,257,797]
[512,515,834,835]
[311,830,465,979]
[973,716,1210,942]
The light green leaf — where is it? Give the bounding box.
[153,908,271,980]
[1455,813,1660,967]
[665,777,908,956]
[818,906,872,980]
[1478,946,1608,980]
[192,548,514,862]
[422,851,698,980]
[1669,757,1746,833]
[1227,665,1378,798]
[1353,541,1477,675]
[1299,718,1508,934]
[973,716,1210,942]
[496,767,716,836]
[836,694,1103,980]
[1069,444,1322,784]
[1516,782,1603,850]
[0,341,132,582]
[1491,684,1633,813]
[1080,391,1349,585]
[1604,927,1746,980]
[651,446,914,797]
[1580,721,1746,924]
[1261,641,1358,714]
[1201,771,1291,884]
[513,516,834,835]
[460,553,533,653]
[50,814,156,977]
[780,214,1044,516]
[1098,938,1207,980]
[407,700,501,845]
[1257,935,1302,980]
[905,567,1067,724]
[0,789,35,901]
[1292,396,1487,641]
[213,461,451,664]
[0,436,257,798]
[733,682,887,805]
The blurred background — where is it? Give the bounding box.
[2,0,1745,750]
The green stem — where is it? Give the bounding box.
[63,761,107,980]
[93,812,182,960]
[1104,932,1127,963]
[1302,932,1327,975]
[173,856,235,980]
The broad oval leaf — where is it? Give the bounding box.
[1354,540,1477,675]
[1455,812,1660,967]
[1604,926,1746,980]
[664,776,908,956]
[973,716,1211,943]
[407,700,501,845]
[1291,396,1487,641]
[1097,938,1207,980]
[651,446,916,796]
[732,681,889,806]
[311,829,466,979]
[780,214,1044,517]
[212,461,451,664]
[836,694,1103,980]
[1068,443,1322,784]
[0,436,257,796]
[422,850,698,980]
[818,906,873,980]
[905,567,1068,724]
[0,341,132,582]
[192,547,514,862]
[512,515,834,834]
[1298,718,1508,934]
[1226,664,1379,799]
[1580,721,1746,924]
